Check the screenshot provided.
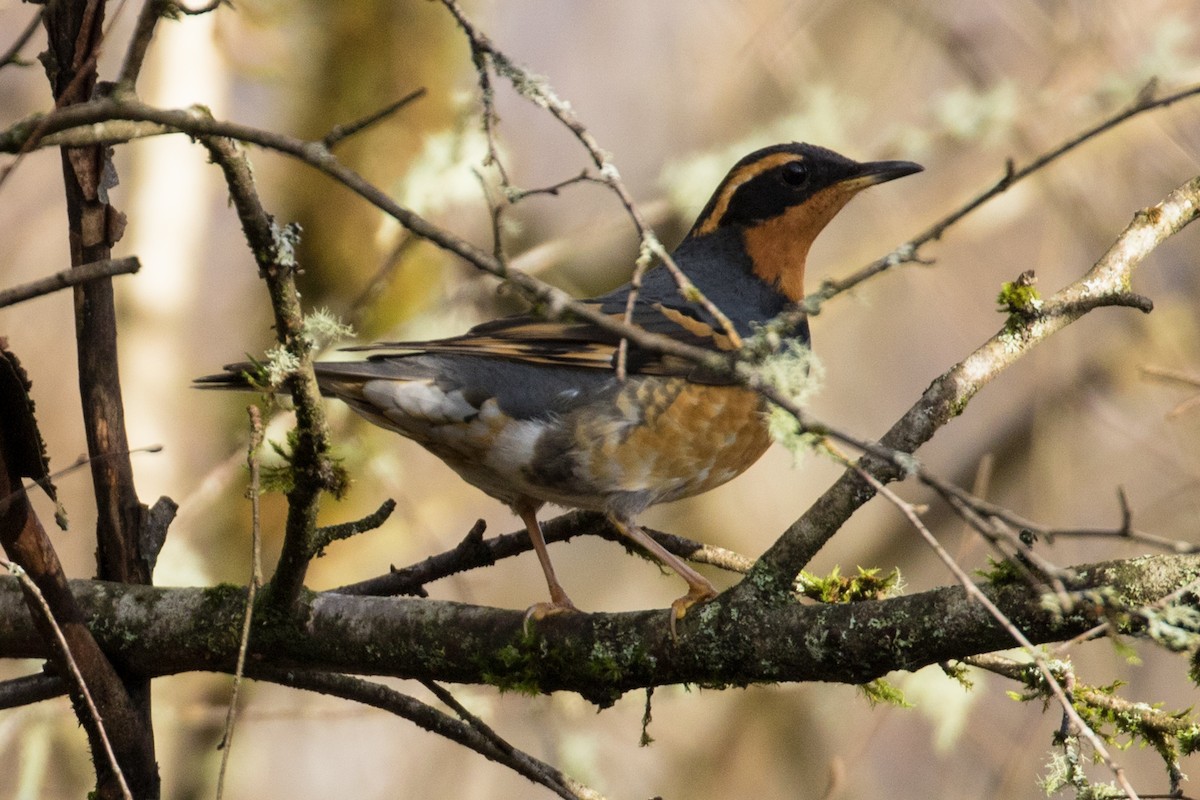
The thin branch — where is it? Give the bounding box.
[0,558,133,800]
[442,0,745,378]
[505,169,604,201]
[419,679,544,780]
[215,406,265,800]
[0,444,162,522]
[806,79,1200,311]
[117,0,163,88]
[932,479,1200,555]
[0,672,66,710]
[0,256,140,308]
[3,100,699,362]
[249,667,607,800]
[322,88,427,150]
[309,500,397,559]
[334,512,753,597]
[0,7,44,70]
[852,467,1140,799]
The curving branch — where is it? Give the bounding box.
[740,173,1200,600]
[335,512,754,598]
[251,668,608,800]
[805,79,1200,309]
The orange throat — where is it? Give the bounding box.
[740,185,858,303]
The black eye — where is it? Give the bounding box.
[780,161,809,187]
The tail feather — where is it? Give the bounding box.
[193,361,264,390]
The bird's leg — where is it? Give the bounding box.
[516,502,579,628]
[609,515,718,638]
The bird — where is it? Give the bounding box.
[201,143,922,632]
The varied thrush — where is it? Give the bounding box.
[203,143,921,629]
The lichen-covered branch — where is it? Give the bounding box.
[200,136,343,611]
[742,174,1200,600]
[0,554,1194,708]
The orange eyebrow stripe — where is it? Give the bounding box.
[692,152,805,236]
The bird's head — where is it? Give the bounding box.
[687,143,922,301]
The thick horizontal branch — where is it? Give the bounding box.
[0,554,1194,707]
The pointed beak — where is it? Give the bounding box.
[841,159,924,191]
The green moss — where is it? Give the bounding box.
[941,661,975,689]
[996,276,1043,317]
[976,556,1021,586]
[476,633,554,697]
[797,565,902,603]
[859,678,911,708]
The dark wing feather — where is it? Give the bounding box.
[343,295,739,378]
[343,227,808,382]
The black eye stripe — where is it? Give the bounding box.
[780,161,808,186]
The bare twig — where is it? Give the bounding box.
[117,0,162,87]
[506,169,603,201]
[0,445,162,523]
[420,680,524,765]
[932,479,1200,555]
[334,511,753,597]
[807,79,1200,310]
[0,7,44,70]
[0,558,133,800]
[853,467,1140,799]
[308,499,397,559]
[441,0,745,378]
[0,672,66,710]
[322,88,427,150]
[117,0,227,89]
[249,667,608,800]
[215,406,265,800]
[0,256,140,308]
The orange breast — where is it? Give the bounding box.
[530,377,772,512]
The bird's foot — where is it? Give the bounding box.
[522,596,580,636]
[668,583,719,641]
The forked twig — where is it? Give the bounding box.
[851,466,1140,799]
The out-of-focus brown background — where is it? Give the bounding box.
[2,1,1199,797]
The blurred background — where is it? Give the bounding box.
[2,0,1200,797]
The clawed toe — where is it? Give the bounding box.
[668,585,719,640]
[522,598,580,635]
